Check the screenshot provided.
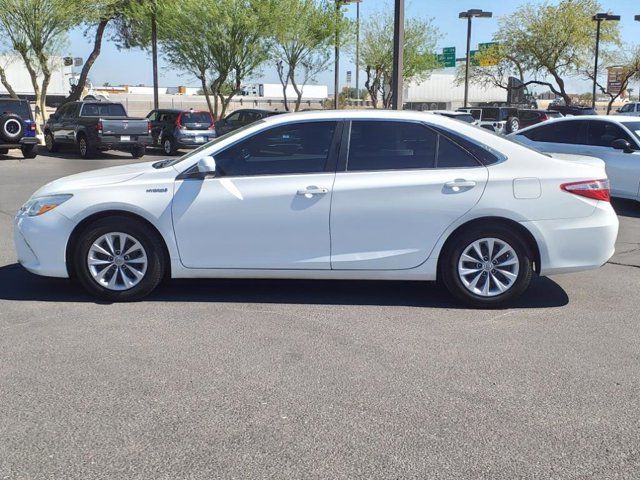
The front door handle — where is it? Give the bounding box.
[444,180,476,192]
[297,186,329,197]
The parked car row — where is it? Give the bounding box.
[0,98,284,160]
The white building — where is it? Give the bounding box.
[0,55,72,99]
[404,69,507,110]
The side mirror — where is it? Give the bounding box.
[197,155,217,175]
[616,108,622,113]
[611,138,635,153]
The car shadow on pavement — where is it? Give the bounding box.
[612,198,640,219]
[0,263,569,309]
[34,146,141,161]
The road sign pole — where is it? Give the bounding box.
[464,16,472,108]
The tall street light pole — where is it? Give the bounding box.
[391,0,404,110]
[151,0,159,110]
[355,1,361,102]
[334,0,361,109]
[636,15,640,101]
[459,9,492,109]
[592,13,620,110]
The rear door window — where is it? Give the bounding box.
[80,103,127,117]
[437,135,481,168]
[519,121,584,144]
[347,121,437,171]
[0,101,31,119]
[181,111,212,124]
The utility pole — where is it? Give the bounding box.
[355,1,361,102]
[151,0,159,110]
[459,9,492,109]
[592,13,620,110]
[391,0,404,110]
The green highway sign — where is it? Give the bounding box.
[439,47,456,68]
[470,50,479,66]
[478,42,498,51]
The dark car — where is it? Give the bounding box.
[0,98,38,159]
[216,109,282,136]
[457,107,519,134]
[515,109,563,130]
[44,101,151,159]
[548,105,597,116]
[147,109,215,155]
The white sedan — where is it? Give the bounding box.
[509,115,640,203]
[14,110,618,307]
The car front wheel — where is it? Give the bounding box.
[440,224,534,308]
[73,217,166,301]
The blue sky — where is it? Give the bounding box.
[67,0,640,93]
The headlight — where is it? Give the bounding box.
[18,194,73,217]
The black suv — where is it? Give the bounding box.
[216,109,282,136]
[0,98,38,159]
[547,105,597,116]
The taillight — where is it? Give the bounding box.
[175,113,185,130]
[540,114,548,121]
[30,122,36,131]
[561,179,610,202]
[147,121,152,134]
[96,120,103,134]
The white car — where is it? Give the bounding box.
[14,111,618,307]
[509,115,640,202]
[615,102,640,116]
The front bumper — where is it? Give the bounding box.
[13,210,75,278]
[522,201,619,276]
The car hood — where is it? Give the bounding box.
[32,161,159,197]
[546,153,606,169]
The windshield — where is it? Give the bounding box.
[158,120,266,167]
[0,100,31,119]
[81,103,127,117]
[181,111,212,124]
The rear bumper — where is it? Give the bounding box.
[522,202,619,276]
[175,134,216,148]
[97,134,152,149]
[13,211,74,278]
[0,137,38,149]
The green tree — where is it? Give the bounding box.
[267,0,345,112]
[64,0,135,104]
[494,0,620,105]
[0,0,83,129]
[360,11,440,109]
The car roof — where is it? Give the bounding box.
[511,114,640,136]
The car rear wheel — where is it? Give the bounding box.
[73,217,166,301]
[131,145,146,158]
[78,135,95,159]
[506,116,520,133]
[21,144,37,159]
[45,132,59,153]
[440,224,534,308]
[163,137,178,155]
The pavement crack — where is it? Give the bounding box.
[607,261,640,270]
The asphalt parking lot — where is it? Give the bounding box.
[1,148,639,479]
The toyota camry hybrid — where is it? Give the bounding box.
[14,111,618,307]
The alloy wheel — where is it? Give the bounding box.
[87,232,148,291]
[457,237,519,297]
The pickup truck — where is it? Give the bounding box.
[44,101,151,158]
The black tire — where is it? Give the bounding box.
[44,131,59,153]
[131,144,146,158]
[506,116,520,134]
[77,134,95,158]
[440,223,534,308]
[73,217,166,302]
[21,144,37,159]
[0,113,24,142]
[162,136,178,156]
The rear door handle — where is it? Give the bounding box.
[297,186,329,197]
[444,180,476,191]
